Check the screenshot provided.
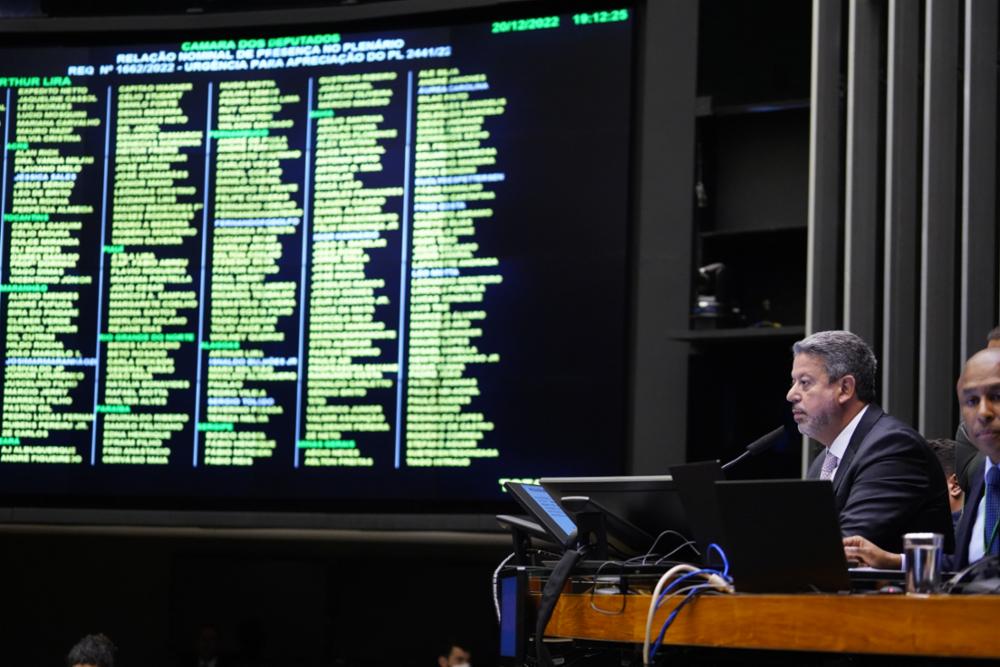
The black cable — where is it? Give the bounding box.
[535,547,584,667]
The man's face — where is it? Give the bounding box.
[957,351,1000,463]
[438,646,471,667]
[787,353,846,446]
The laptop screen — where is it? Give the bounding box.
[714,479,851,593]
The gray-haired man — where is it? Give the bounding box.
[787,330,953,553]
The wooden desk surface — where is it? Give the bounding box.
[545,592,1000,658]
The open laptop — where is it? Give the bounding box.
[714,479,852,593]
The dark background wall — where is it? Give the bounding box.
[0,527,508,666]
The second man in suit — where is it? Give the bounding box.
[846,346,1000,569]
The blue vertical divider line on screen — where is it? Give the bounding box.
[90,86,113,466]
[0,89,10,285]
[191,82,214,467]
[293,77,314,469]
[394,70,415,470]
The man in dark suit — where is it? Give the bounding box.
[845,347,1000,570]
[789,330,953,553]
[954,327,1000,495]
[943,347,1000,568]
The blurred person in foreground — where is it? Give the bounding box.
[437,640,471,667]
[67,633,116,667]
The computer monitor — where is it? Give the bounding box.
[540,475,692,558]
[504,481,577,550]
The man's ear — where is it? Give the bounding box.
[438,658,448,667]
[837,374,857,404]
[947,473,963,498]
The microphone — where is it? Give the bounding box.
[720,425,785,472]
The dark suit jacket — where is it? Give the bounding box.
[945,458,986,571]
[807,405,954,554]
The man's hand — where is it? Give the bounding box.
[843,535,902,569]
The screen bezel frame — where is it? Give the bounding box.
[0,0,641,526]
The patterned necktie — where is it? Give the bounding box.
[819,450,839,481]
[985,466,1000,556]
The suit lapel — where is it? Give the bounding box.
[956,463,987,566]
[831,404,883,496]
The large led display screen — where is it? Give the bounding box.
[0,5,633,509]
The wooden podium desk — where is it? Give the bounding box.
[541,589,1000,659]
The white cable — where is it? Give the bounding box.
[657,581,723,611]
[642,566,734,665]
[642,563,699,665]
[492,552,517,623]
